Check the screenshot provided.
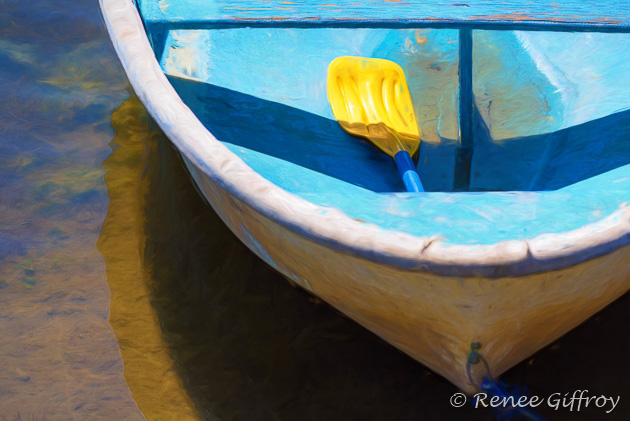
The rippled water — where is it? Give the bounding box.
[1,1,629,420]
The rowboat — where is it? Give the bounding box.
[100,0,630,393]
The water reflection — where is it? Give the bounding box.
[98,97,198,420]
[102,96,630,420]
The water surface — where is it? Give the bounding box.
[0,1,629,420]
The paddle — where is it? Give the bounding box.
[327,56,424,193]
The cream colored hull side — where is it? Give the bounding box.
[184,157,630,393]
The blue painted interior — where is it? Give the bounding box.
[455,28,473,190]
[170,76,630,246]
[159,28,459,122]
[170,78,406,192]
[160,28,461,191]
[152,24,630,245]
[471,106,630,191]
[470,30,630,191]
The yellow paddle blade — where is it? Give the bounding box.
[327,56,421,157]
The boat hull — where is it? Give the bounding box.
[184,155,629,393]
[101,0,630,393]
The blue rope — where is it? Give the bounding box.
[467,342,548,421]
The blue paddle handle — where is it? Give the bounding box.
[394,151,424,193]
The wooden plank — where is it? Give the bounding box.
[454,29,473,191]
[138,0,630,32]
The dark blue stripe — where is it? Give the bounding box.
[144,20,630,34]
[454,28,473,191]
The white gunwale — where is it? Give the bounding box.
[99,0,630,278]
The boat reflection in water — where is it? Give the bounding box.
[99,96,630,420]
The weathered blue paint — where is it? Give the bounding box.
[160,27,630,190]
[513,31,630,130]
[170,76,630,249]
[160,28,398,119]
[159,27,460,189]
[474,31,630,138]
[146,9,630,253]
[394,151,424,193]
[146,26,168,62]
[169,77,406,192]
[471,108,630,191]
[469,30,630,191]
[230,135,630,250]
[240,225,280,271]
[137,0,630,32]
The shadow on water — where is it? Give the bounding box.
[103,96,630,420]
[99,97,630,420]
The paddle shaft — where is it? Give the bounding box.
[394,151,424,193]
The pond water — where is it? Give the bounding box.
[0,1,629,420]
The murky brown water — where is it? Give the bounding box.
[1,1,629,420]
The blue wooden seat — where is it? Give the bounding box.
[137,0,630,32]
